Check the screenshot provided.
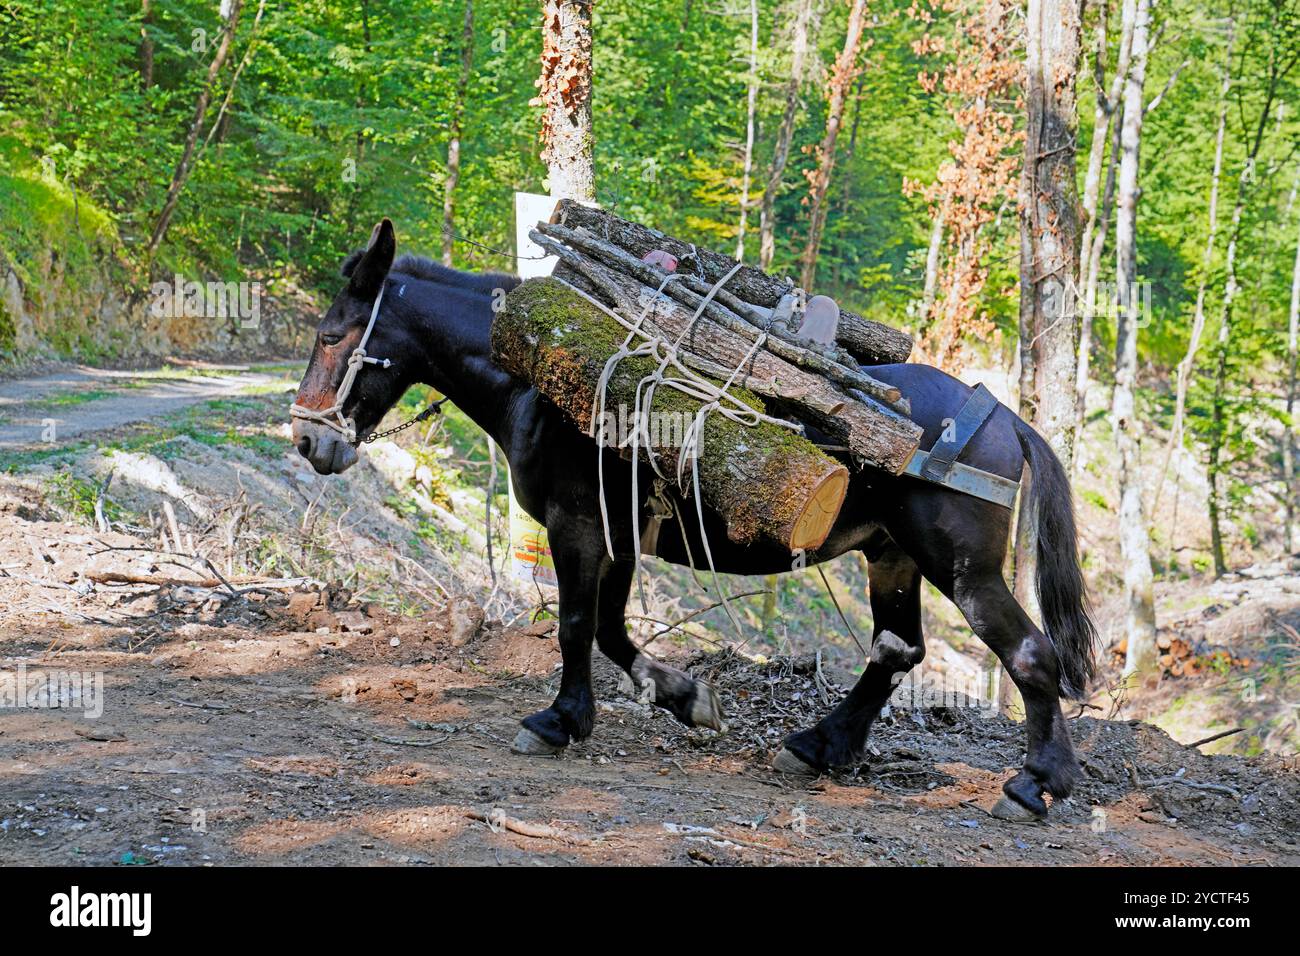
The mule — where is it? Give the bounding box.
[291,220,1098,818]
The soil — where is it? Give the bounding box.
[1,509,1296,867]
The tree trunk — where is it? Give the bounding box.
[144,0,244,261]
[1208,168,1249,578]
[1073,0,1135,464]
[492,278,850,551]
[1153,15,1235,510]
[1019,0,1082,468]
[538,0,594,202]
[1285,179,1300,554]
[735,0,759,260]
[920,206,944,316]
[758,0,814,271]
[1013,0,1083,616]
[1113,0,1157,683]
[799,0,869,290]
[140,0,154,91]
[442,0,474,265]
[1205,6,1288,576]
[1074,107,1124,468]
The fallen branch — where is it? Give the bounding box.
[1185,727,1244,749]
[464,808,591,845]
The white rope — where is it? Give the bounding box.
[559,261,796,639]
[290,284,392,444]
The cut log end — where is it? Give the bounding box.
[789,466,849,552]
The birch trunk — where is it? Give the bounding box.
[1073,0,1135,463]
[1113,0,1157,682]
[799,0,869,290]
[758,0,814,271]
[442,0,474,265]
[735,0,759,260]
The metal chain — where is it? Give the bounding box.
[361,398,449,444]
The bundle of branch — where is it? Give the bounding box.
[528,220,922,474]
[552,200,915,366]
[492,278,850,552]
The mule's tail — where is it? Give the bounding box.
[1013,418,1098,700]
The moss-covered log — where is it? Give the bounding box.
[537,235,923,474]
[492,277,850,551]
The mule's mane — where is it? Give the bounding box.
[341,248,520,297]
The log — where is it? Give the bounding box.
[492,277,850,551]
[538,233,923,473]
[537,222,906,410]
[554,199,914,365]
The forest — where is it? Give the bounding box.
[0,0,1297,868]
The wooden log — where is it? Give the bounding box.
[537,221,906,410]
[492,277,850,551]
[554,199,914,364]
[540,235,923,474]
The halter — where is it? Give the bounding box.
[290,283,394,444]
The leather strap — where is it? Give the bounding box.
[919,383,999,483]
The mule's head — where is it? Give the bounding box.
[292,219,418,475]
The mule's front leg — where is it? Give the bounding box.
[512,537,603,756]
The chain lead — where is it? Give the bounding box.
[361,398,449,443]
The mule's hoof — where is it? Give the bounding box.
[990,796,1046,823]
[690,682,727,732]
[511,728,564,756]
[772,747,820,777]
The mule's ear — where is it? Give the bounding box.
[348,218,395,299]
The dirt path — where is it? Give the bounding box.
[0,509,1296,867]
[0,363,292,449]
[1,609,1296,866]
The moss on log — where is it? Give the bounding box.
[492,277,850,551]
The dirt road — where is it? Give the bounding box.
[0,363,288,449]
[0,507,1296,866]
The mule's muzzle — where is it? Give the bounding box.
[292,419,359,475]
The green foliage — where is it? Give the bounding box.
[0,0,1295,571]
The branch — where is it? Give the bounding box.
[1145,57,1191,115]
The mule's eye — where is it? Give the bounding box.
[320,332,343,347]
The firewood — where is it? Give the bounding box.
[542,239,922,474]
[536,222,905,410]
[492,277,850,551]
[554,200,914,365]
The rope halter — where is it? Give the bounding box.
[290,284,392,445]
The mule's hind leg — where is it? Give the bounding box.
[592,559,726,731]
[775,546,924,775]
[953,572,1080,817]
